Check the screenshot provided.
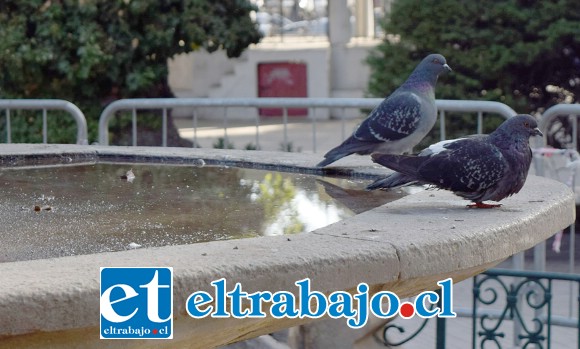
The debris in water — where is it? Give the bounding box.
[192,159,205,167]
[33,205,52,212]
[128,242,142,249]
[38,194,54,202]
[121,169,136,183]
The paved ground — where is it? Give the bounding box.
[174,116,362,156]
[175,116,579,348]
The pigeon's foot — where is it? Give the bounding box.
[467,202,502,209]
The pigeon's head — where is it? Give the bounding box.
[501,114,543,139]
[420,53,452,76]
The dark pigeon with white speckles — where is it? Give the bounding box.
[367,114,543,207]
[317,53,451,167]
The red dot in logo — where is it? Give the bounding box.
[400,302,415,318]
[152,329,158,335]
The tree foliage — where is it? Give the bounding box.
[0,0,261,143]
[367,0,580,146]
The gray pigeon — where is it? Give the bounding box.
[317,53,451,167]
[367,114,543,208]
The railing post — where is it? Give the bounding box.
[5,109,11,144]
[162,108,168,147]
[547,279,553,349]
[223,107,229,147]
[572,115,578,151]
[193,108,198,148]
[472,276,478,349]
[577,281,580,348]
[439,110,446,141]
[42,109,48,144]
[254,113,260,150]
[311,107,317,153]
[282,107,288,151]
[132,108,137,146]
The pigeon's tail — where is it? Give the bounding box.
[367,153,424,190]
[316,138,376,167]
[366,172,417,190]
[316,154,344,168]
[371,153,426,176]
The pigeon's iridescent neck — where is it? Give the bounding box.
[405,66,440,90]
[410,80,434,91]
[405,81,435,98]
[404,67,437,88]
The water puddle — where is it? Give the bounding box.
[0,163,404,261]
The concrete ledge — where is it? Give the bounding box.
[0,145,574,348]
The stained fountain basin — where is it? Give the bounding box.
[0,144,574,349]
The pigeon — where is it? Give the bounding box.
[366,114,543,208]
[317,53,451,167]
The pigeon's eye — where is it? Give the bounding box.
[524,121,530,127]
[432,58,440,64]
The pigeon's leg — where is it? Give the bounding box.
[467,202,502,209]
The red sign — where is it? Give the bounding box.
[258,62,308,116]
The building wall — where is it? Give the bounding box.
[168,50,236,99]
[167,39,380,120]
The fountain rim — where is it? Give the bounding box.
[0,144,574,348]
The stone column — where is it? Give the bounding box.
[328,0,352,46]
[328,0,351,102]
[354,0,374,38]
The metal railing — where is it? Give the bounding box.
[539,103,580,150]
[381,269,580,349]
[0,99,88,145]
[472,269,580,349]
[97,97,517,147]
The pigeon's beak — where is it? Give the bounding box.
[443,64,452,72]
[532,128,543,137]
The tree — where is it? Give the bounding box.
[0,0,261,144]
[366,0,580,147]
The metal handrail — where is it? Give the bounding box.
[0,99,88,145]
[538,103,580,150]
[98,97,517,146]
[384,268,580,348]
[472,268,580,349]
[435,99,516,117]
[484,267,580,281]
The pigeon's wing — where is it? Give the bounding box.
[417,135,486,156]
[417,139,507,192]
[353,91,423,143]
